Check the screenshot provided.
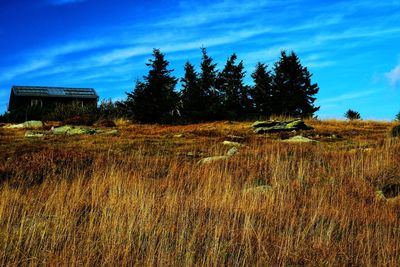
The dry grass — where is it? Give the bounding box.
[0,120,400,266]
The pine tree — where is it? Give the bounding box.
[180,61,204,122]
[272,51,319,117]
[218,53,250,119]
[250,62,273,117]
[123,49,178,123]
[199,47,222,120]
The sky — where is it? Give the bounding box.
[0,0,400,119]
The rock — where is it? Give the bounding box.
[25,131,45,138]
[101,130,119,136]
[226,147,239,156]
[252,119,313,134]
[252,121,278,128]
[52,125,101,135]
[198,156,230,164]
[227,135,245,141]
[5,120,43,129]
[391,125,400,138]
[283,135,317,143]
[222,141,245,147]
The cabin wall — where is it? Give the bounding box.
[9,96,98,111]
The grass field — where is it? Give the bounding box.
[0,119,400,266]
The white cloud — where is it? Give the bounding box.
[318,89,380,104]
[386,64,400,87]
[0,59,52,81]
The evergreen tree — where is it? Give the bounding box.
[272,51,319,117]
[250,62,273,117]
[180,61,204,122]
[218,53,251,119]
[199,47,222,120]
[123,49,178,123]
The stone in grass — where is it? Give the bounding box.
[6,120,43,129]
[25,131,45,138]
[226,147,239,156]
[283,135,318,143]
[222,141,245,147]
[197,156,230,164]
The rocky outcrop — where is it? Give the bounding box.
[283,135,317,143]
[252,119,313,134]
[5,120,43,129]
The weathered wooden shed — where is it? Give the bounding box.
[8,86,98,111]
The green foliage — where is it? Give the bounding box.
[395,111,400,122]
[122,49,179,123]
[218,53,252,119]
[45,101,98,125]
[272,51,320,117]
[180,62,205,122]
[250,62,273,117]
[199,47,223,120]
[344,109,361,120]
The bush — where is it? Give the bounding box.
[344,109,361,121]
[395,111,400,122]
[45,102,98,125]
[391,125,400,138]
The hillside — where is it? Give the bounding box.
[0,119,399,266]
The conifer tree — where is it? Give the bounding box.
[250,62,273,117]
[218,53,250,119]
[199,47,222,120]
[271,51,319,117]
[180,61,204,122]
[124,49,178,123]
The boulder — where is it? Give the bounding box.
[52,125,101,135]
[5,120,43,129]
[198,156,230,164]
[25,131,45,138]
[226,147,239,156]
[283,135,317,143]
[252,119,313,134]
[222,141,245,147]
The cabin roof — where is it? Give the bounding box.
[11,86,98,99]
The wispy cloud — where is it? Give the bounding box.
[386,64,400,87]
[318,89,381,104]
[0,39,107,81]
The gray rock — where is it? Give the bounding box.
[198,156,230,164]
[226,147,239,156]
[52,125,101,135]
[252,119,313,134]
[25,131,45,138]
[222,141,245,147]
[283,135,317,143]
[5,120,43,129]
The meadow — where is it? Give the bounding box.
[0,119,399,266]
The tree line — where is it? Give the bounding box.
[118,48,320,123]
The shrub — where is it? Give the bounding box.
[391,125,400,138]
[344,109,361,121]
[45,101,98,125]
[395,111,400,122]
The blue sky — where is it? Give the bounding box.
[0,0,399,119]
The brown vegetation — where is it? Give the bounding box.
[0,120,400,266]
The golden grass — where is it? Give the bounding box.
[0,120,400,266]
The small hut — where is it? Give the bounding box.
[8,85,98,111]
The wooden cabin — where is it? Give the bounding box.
[8,86,98,111]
